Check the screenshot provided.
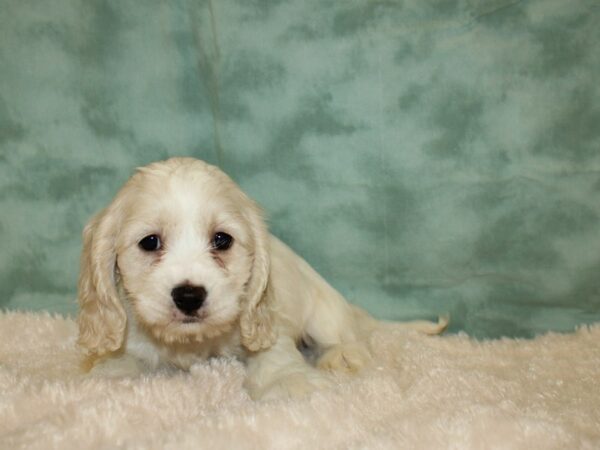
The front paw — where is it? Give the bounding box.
[249,370,335,400]
[87,354,145,378]
[317,342,372,373]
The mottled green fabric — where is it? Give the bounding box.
[1,0,599,338]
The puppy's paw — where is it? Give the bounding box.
[251,371,335,400]
[317,342,372,373]
[87,354,145,378]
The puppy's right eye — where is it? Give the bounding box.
[138,234,162,252]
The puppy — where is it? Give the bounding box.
[77,157,447,399]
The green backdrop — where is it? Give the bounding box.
[1,0,599,338]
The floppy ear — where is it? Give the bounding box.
[239,201,276,352]
[77,204,127,359]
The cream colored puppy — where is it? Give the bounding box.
[78,157,446,399]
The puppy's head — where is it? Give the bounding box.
[77,158,274,359]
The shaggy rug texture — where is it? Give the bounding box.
[0,311,599,450]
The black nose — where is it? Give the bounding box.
[171,284,207,316]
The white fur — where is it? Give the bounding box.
[4,311,600,449]
[77,157,447,399]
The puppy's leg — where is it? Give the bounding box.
[245,336,334,400]
[304,303,376,374]
[85,353,147,378]
[316,341,372,373]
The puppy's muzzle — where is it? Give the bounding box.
[171,284,207,316]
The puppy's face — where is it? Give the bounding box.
[114,164,256,343]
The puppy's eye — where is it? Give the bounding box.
[139,234,162,252]
[212,232,233,251]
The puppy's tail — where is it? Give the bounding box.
[382,315,449,335]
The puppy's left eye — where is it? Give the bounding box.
[212,232,233,251]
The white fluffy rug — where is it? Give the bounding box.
[1,311,599,449]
